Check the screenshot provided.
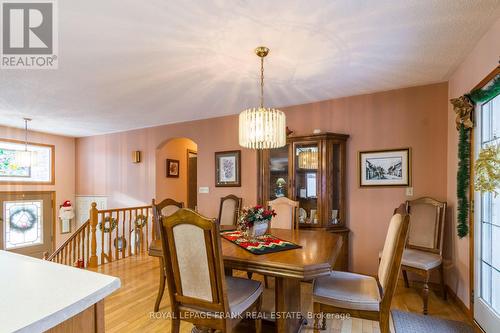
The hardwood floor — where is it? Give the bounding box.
[94,254,469,333]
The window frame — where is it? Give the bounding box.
[0,138,55,185]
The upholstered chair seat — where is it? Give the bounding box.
[183,276,263,318]
[313,271,381,311]
[160,209,263,332]
[312,205,410,333]
[378,248,442,270]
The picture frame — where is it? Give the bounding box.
[359,148,411,187]
[166,159,180,178]
[215,150,241,187]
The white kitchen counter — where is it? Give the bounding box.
[0,250,120,333]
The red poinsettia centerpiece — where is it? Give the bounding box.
[238,205,276,239]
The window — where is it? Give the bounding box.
[0,140,54,183]
[479,92,500,313]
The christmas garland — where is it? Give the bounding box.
[134,214,147,228]
[98,216,117,233]
[456,124,470,238]
[469,74,500,104]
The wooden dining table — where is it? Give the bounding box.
[221,227,343,333]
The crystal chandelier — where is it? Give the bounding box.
[239,46,286,149]
[15,118,32,168]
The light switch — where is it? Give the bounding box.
[199,187,209,194]
[405,187,414,197]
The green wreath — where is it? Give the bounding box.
[99,216,117,233]
[134,214,147,228]
[9,208,37,232]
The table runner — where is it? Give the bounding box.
[220,230,301,255]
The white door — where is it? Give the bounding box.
[474,93,500,332]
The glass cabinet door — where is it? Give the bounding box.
[268,145,289,201]
[329,142,343,226]
[293,141,320,225]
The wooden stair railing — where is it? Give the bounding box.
[45,202,153,268]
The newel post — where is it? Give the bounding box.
[88,202,99,268]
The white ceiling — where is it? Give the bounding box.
[1,0,499,137]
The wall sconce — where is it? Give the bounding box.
[132,151,142,163]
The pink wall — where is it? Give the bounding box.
[0,125,76,247]
[76,82,449,275]
[446,17,500,308]
[156,138,197,204]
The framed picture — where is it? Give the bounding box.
[215,150,241,187]
[166,159,180,178]
[359,148,411,187]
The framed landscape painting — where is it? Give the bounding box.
[215,150,241,187]
[359,148,411,187]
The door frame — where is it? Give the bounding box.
[470,65,500,330]
[186,149,198,209]
[0,190,56,252]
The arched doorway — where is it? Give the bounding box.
[155,138,198,209]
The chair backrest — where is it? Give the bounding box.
[152,198,184,239]
[159,209,228,313]
[218,195,242,226]
[406,197,446,255]
[268,197,299,230]
[378,204,410,308]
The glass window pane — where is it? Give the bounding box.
[482,102,491,143]
[482,222,492,264]
[493,268,500,314]
[482,262,492,304]
[3,200,43,249]
[492,225,500,271]
[492,96,500,140]
[482,192,491,223]
[493,194,500,227]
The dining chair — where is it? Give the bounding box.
[218,194,242,226]
[159,208,263,333]
[267,197,299,230]
[252,197,299,287]
[149,198,184,312]
[313,204,410,333]
[400,197,447,315]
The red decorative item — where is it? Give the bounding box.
[221,230,301,255]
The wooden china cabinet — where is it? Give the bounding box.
[257,132,350,270]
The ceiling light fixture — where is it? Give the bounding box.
[238,46,286,149]
[15,118,32,168]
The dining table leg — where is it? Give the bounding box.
[274,277,305,333]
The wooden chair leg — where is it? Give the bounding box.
[255,295,262,333]
[422,272,430,315]
[264,275,269,288]
[154,257,166,312]
[379,310,390,333]
[313,302,324,333]
[439,264,447,300]
[170,314,180,333]
[402,269,409,288]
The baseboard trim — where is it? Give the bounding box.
[445,285,471,319]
